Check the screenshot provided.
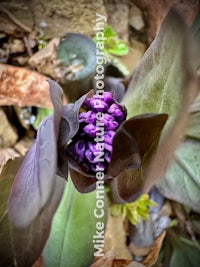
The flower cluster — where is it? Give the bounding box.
[66,92,126,173]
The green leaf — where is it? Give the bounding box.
[120,10,200,211]
[33,108,52,130]
[157,139,200,213]
[107,41,129,56]
[162,230,200,267]
[43,177,107,267]
[103,26,117,38]
[122,10,197,128]
[93,25,129,56]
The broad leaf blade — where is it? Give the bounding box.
[120,10,199,204]
[157,139,200,212]
[0,159,65,267]
[108,114,168,202]
[8,80,63,227]
[43,178,107,267]
[122,10,197,126]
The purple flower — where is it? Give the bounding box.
[66,92,126,174]
[108,103,125,123]
[8,79,168,229]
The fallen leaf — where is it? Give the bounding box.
[141,231,166,266]
[0,64,68,108]
[0,148,19,175]
[91,251,145,267]
[90,251,114,267]
[28,38,60,79]
[0,108,18,148]
[112,259,132,266]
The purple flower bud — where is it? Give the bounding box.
[100,114,119,130]
[79,110,96,124]
[83,124,98,137]
[88,142,100,153]
[85,148,95,163]
[74,140,86,162]
[88,98,109,112]
[108,103,125,122]
[102,92,114,105]
[66,91,126,174]
[105,151,111,163]
[104,130,115,145]
[104,143,112,152]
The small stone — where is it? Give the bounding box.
[129,4,145,31]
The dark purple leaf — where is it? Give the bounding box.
[0,158,65,267]
[69,168,96,193]
[8,80,63,227]
[103,77,126,103]
[108,114,168,178]
[108,113,168,202]
[57,91,93,179]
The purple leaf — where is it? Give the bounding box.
[8,80,63,227]
[108,113,168,202]
[0,158,65,267]
[57,91,94,179]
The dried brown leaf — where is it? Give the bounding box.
[127,262,145,267]
[129,242,151,258]
[0,148,20,175]
[141,231,166,267]
[28,38,59,67]
[13,136,33,155]
[0,108,18,148]
[90,251,143,267]
[112,259,132,266]
[0,137,32,175]
[0,64,62,108]
[90,250,114,267]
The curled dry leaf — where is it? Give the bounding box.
[141,231,166,267]
[28,38,60,79]
[90,250,114,267]
[90,250,145,267]
[0,63,67,108]
[0,108,18,148]
[0,148,20,175]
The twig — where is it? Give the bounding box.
[0,4,32,33]
[23,36,33,57]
